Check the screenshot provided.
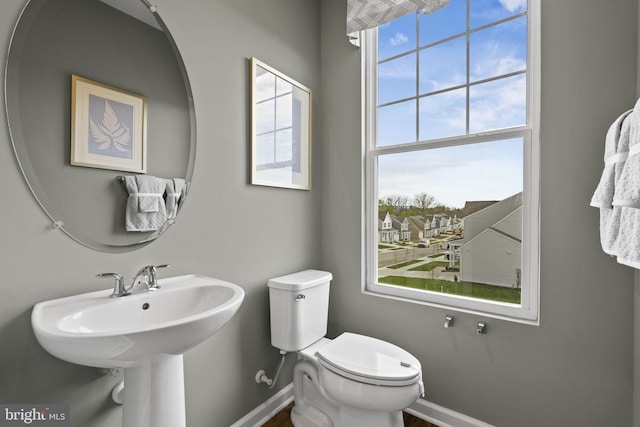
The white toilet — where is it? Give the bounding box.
[268,270,424,427]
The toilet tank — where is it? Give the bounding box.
[268,270,332,352]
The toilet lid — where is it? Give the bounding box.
[316,333,421,386]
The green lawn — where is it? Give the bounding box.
[408,261,449,271]
[387,260,423,269]
[379,275,521,304]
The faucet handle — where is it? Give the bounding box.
[148,264,170,290]
[97,272,130,298]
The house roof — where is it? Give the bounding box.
[378,211,392,221]
[461,193,523,245]
[463,193,522,221]
[462,226,521,249]
[406,216,426,236]
[461,200,499,218]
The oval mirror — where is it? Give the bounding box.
[5,0,196,252]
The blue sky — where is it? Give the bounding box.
[376,0,528,208]
[378,138,523,208]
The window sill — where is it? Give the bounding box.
[363,283,540,326]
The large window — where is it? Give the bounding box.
[363,0,540,322]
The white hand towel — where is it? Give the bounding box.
[611,100,640,268]
[590,109,632,256]
[165,178,186,221]
[589,96,640,269]
[613,100,640,208]
[124,175,167,232]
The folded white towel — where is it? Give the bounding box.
[590,97,640,269]
[613,208,640,269]
[124,175,167,232]
[165,178,186,221]
[612,98,640,207]
[611,99,640,268]
[590,109,632,256]
[591,110,632,208]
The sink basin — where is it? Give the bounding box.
[32,274,244,368]
[32,274,244,427]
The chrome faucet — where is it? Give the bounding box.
[96,272,131,298]
[97,264,170,297]
[131,264,170,291]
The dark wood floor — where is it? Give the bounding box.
[262,402,439,427]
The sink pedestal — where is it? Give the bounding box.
[122,354,186,427]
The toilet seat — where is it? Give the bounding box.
[316,333,421,387]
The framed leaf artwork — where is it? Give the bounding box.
[71,75,147,173]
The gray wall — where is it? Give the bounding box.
[0,0,320,426]
[320,0,637,426]
[1,0,638,427]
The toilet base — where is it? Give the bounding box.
[291,404,404,427]
[291,358,409,427]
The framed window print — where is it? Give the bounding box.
[250,58,312,190]
[71,75,147,173]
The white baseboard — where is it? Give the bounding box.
[406,398,495,427]
[230,383,294,427]
[231,383,493,427]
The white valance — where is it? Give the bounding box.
[347,0,450,45]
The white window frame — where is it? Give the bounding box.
[361,0,541,324]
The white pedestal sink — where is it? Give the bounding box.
[31,274,244,427]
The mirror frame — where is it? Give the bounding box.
[4,0,197,252]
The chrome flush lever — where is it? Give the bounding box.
[444,314,454,328]
[476,321,487,334]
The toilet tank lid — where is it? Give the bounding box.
[268,270,332,290]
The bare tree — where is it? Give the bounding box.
[393,195,410,210]
[413,192,437,211]
[379,194,411,214]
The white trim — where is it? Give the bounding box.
[407,398,495,427]
[362,0,541,324]
[231,385,494,427]
[230,383,294,427]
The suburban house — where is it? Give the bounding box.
[378,211,399,243]
[378,211,463,243]
[407,215,429,240]
[392,216,411,241]
[458,193,523,288]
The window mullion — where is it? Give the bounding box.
[415,12,420,144]
[364,28,380,288]
[372,126,530,156]
[465,0,470,135]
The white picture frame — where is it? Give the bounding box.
[71,75,147,173]
[250,58,312,190]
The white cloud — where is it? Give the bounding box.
[389,32,409,47]
[469,74,526,132]
[378,139,523,208]
[498,0,527,13]
[472,46,526,79]
[378,56,415,80]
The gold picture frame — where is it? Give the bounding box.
[71,75,147,173]
[250,58,312,190]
